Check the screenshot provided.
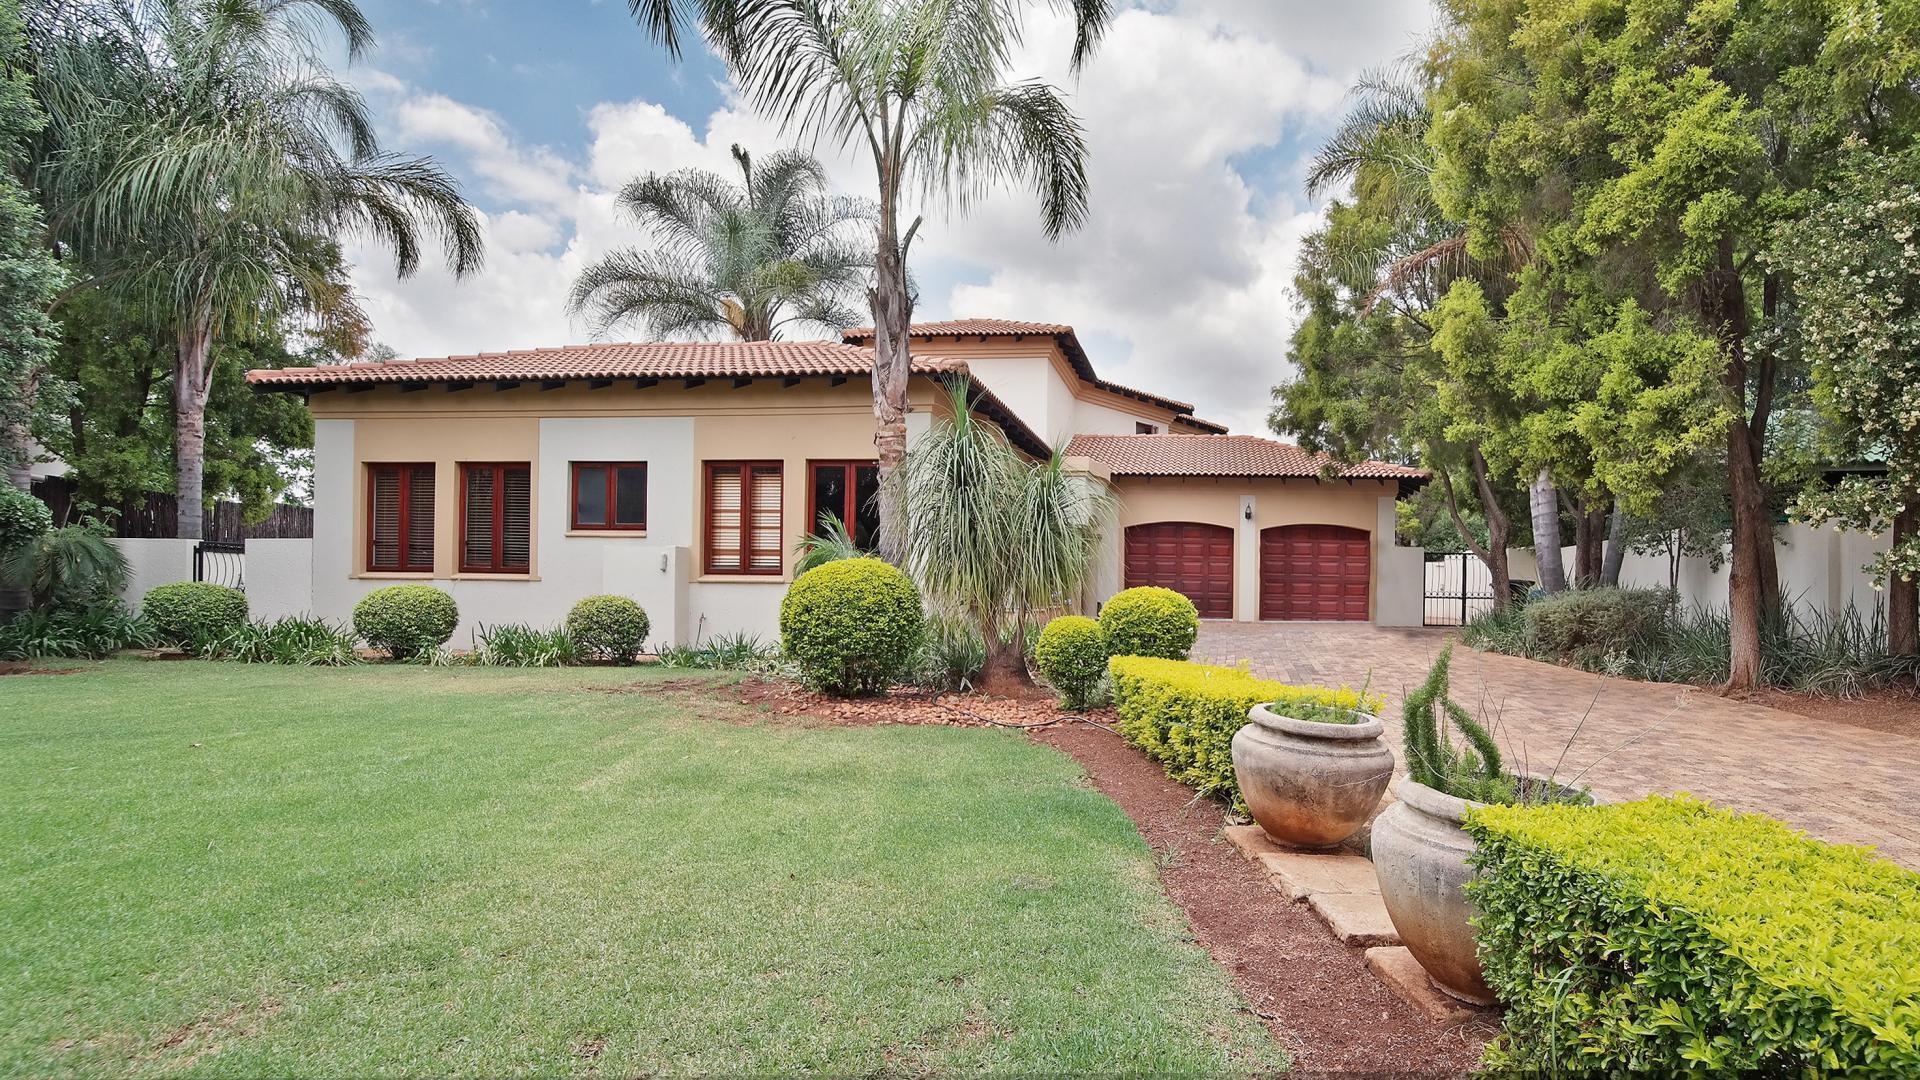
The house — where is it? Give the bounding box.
[246,319,1426,645]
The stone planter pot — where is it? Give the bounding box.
[1369,778,1492,1004]
[1231,704,1394,850]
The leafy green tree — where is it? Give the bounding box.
[629,0,1105,560]
[570,144,873,340]
[1623,458,1732,593]
[1425,0,1920,687]
[0,0,65,493]
[34,289,318,524]
[29,0,481,539]
[1778,150,1920,654]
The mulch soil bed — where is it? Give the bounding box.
[1740,686,1920,739]
[732,681,1495,1076]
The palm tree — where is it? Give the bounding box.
[570,144,873,341]
[627,0,1107,561]
[29,0,483,539]
[900,380,1110,689]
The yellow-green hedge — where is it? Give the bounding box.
[1466,795,1920,1075]
[1108,656,1385,811]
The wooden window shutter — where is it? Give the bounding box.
[705,462,781,575]
[368,463,433,572]
[460,463,531,574]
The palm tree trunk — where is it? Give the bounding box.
[1530,467,1566,593]
[869,209,913,565]
[173,312,216,540]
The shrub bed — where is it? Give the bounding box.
[1034,615,1107,708]
[1466,795,1920,1075]
[779,557,923,696]
[1099,587,1199,660]
[142,582,248,646]
[353,584,458,659]
[1520,586,1674,662]
[1109,656,1385,811]
[565,595,650,663]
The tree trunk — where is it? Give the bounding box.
[2,370,41,620]
[1440,451,1513,611]
[977,616,1035,695]
[868,217,912,565]
[1891,507,1918,657]
[1707,244,1779,690]
[1529,467,1566,593]
[1600,502,1628,587]
[173,314,216,540]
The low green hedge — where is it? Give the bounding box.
[1099,586,1199,660]
[1109,656,1385,811]
[142,581,248,646]
[353,584,458,659]
[1466,794,1920,1076]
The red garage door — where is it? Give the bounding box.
[1123,522,1233,619]
[1261,525,1369,621]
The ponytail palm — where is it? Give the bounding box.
[30,0,482,538]
[901,380,1110,689]
[569,144,872,340]
[628,0,1106,561]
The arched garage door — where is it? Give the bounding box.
[1123,522,1233,619]
[1261,525,1369,621]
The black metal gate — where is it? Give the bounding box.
[1422,552,1493,627]
[193,540,246,591]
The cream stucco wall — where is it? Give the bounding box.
[1102,475,1401,622]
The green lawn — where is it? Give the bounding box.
[1,661,1283,1076]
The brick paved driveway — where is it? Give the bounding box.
[1195,622,1920,869]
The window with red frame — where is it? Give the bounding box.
[705,461,782,575]
[571,462,647,530]
[807,460,879,550]
[460,462,532,574]
[367,463,435,572]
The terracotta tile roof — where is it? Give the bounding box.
[244,340,966,385]
[1066,434,1427,481]
[841,319,1228,434]
[245,339,1048,457]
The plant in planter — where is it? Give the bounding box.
[1370,645,1585,1005]
[1230,676,1392,851]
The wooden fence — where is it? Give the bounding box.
[30,475,314,540]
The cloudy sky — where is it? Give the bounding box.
[338,0,1436,435]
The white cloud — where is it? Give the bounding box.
[341,2,1437,435]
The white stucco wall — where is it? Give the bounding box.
[962,353,1078,445]
[245,539,314,620]
[1071,397,1167,436]
[110,538,195,606]
[1373,496,1426,626]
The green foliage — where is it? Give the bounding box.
[569,145,873,341]
[564,595,650,664]
[656,631,781,673]
[1466,795,1920,1076]
[140,581,246,646]
[352,585,457,661]
[1522,587,1676,663]
[0,603,152,659]
[3,524,129,611]
[779,557,923,696]
[793,511,868,575]
[1098,587,1199,661]
[203,617,360,666]
[0,485,50,554]
[1777,150,1920,589]
[0,0,69,481]
[472,624,581,668]
[1033,615,1107,709]
[909,616,988,692]
[1400,645,1508,802]
[1109,656,1385,812]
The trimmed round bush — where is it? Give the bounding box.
[566,594,650,663]
[142,581,248,646]
[779,557,923,696]
[1099,586,1199,660]
[0,485,52,554]
[353,584,458,659]
[1034,615,1108,709]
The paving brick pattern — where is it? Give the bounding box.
[1196,623,1920,869]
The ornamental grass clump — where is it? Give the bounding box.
[1033,615,1107,709]
[779,557,923,696]
[1098,586,1199,660]
[1466,795,1920,1076]
[353,585,458,660]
